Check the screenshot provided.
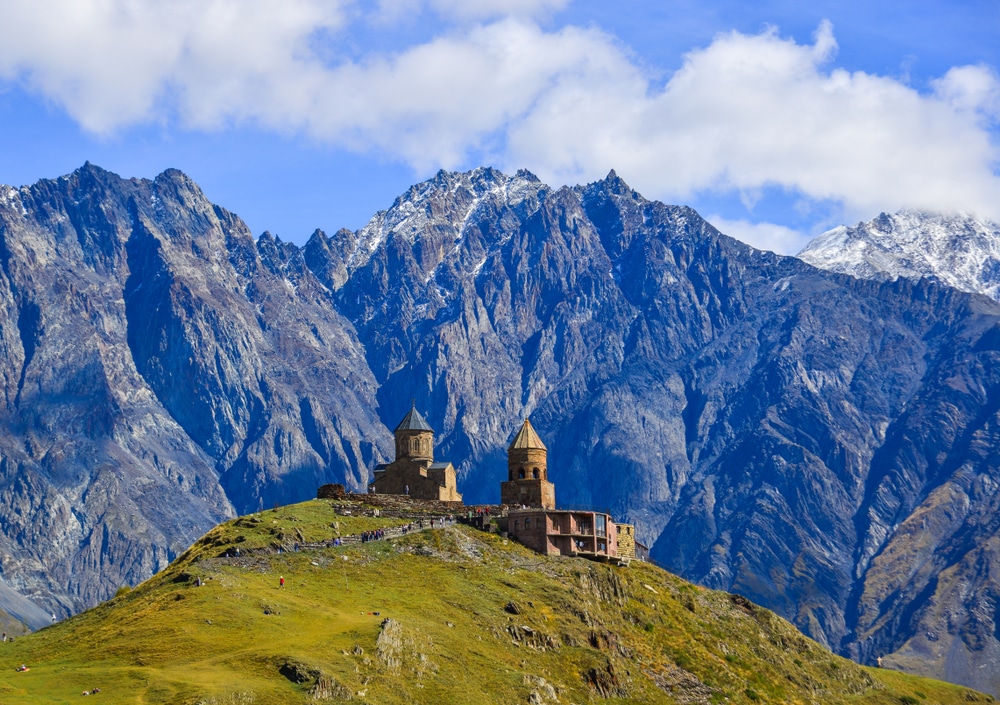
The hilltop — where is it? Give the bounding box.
[0,497,988,705]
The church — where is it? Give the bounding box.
[368,404,462,502]
[502,419,638,562]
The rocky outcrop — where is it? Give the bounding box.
[2,164,1000,695]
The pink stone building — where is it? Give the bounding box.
[507,508,619,560]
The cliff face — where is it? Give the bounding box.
[0,164,387,617]
[2,164,1000,695]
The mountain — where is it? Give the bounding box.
[1,496,988,705]
[0,164,388,620]
[3,165,1000,695]
[798,211,1000,300]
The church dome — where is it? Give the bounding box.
[508,419,547,451]
[395,404,433,432]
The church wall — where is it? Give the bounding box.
[371,459,462,501]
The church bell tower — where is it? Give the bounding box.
[501,419,555,509]
[394,403,434,462]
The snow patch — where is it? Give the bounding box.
[798,211,1000,300]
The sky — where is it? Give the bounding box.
[0,0,998,254]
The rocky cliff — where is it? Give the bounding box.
[0,164,388,619]
[2,164,1000,695]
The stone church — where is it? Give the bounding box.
[369,405,462,502]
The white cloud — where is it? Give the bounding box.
[704,216,811,255]
[931,64,1000,123]
[375,0,570,22]
[0,0,349,132]
[1,4,999,228]
[506,20,1000,222]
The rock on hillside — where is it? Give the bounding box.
[798,211,1000,299]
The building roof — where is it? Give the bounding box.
[508,418,547,451]
[394,404,434,432]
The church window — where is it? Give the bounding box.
[532,468,540,479]
[525,518,531,529]
[514,520,519,531]
[518,468,525,479]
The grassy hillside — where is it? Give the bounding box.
[0,497,991,705]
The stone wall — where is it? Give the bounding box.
[500,479,555,509]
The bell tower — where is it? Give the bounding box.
[501,419,555,509]
[394,403,434,462]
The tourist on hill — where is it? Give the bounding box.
[279,576,285,589]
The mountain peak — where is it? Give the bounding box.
[798,209,1000,300]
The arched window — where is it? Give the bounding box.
[514,520,519,531]
[525,518,531,529]
[518,468,525,479]
[532,468,540,479]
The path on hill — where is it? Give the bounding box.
[212,513,467,568]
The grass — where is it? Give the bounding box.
[0,497,992,704]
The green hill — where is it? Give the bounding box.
[0,497,991,705]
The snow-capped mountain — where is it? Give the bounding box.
[798,211,1000,300]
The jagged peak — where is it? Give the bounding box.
[599,168,636,197]
[77,160,109,176]
[515,168,540,182]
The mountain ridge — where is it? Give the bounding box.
[2,164,1000,695]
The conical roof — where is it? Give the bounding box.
[508,418,547,451]
[395,404,433,432]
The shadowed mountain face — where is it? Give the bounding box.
[2,164,1000,695]
[0,165,388,619]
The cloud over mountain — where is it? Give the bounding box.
[1,2,998,236]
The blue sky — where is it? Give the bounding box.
[0,0,998,253]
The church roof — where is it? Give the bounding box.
[395,404,433,432]
[508,418,547,451]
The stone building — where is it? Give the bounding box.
[615,524,650,561]
[500,419,620,561]
[507,508,619,560]
[369,405,462,502]
[616,523,636,560]
[500,419,555,509]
